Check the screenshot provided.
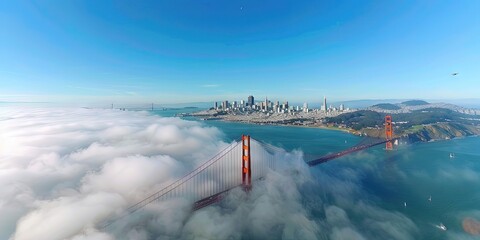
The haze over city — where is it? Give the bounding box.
[2,0,480,104]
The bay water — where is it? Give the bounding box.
[154,109,480,239]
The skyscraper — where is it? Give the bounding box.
[222,101,229,110]
[248,95,254,107]
[322,96,327,112]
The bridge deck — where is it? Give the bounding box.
[307,140,387,166]
[101,137,397,231]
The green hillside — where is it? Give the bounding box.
[401,100,429,106]
[372,103,401,110]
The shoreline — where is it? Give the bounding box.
[187,116,480,144]
[179,107,480,144]
[191,116,359,136]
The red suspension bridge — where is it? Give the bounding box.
[100,116,397,230]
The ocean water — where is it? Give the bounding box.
[152,109,360,156]
[154,109,480,239]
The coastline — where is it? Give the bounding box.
[188,115,480,144]
[180,107,480,144]
[187,114,359,135]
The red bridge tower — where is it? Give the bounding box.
[385,115,393,150]
[242,135,252,190]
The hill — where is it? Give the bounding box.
[325,108,480,142]
[401,100,429,106]
[366,100,479,115]
[371,103,401,110]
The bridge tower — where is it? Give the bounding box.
[242,135,252,190]
[385,115,393,150]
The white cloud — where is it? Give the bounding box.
[0,108,227,239]
[0,107,420,239]
[14,192,124,240]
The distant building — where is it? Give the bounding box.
[303,102,308,112]
[240,100,245,107]
[222,101,229,110]
[214,102,218,109]
[248,95,254,107]
[339,104,345,111]
[322,96,327,112]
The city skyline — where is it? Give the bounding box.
[1,1,480,104]
[211,95,340,113]
[2,2,480,238]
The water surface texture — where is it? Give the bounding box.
[154,109,480,239]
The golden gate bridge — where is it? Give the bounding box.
[99,116,397,231]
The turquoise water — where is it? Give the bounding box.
[339,137,480,239]
[154,109,480,239]
[153,109,361,157]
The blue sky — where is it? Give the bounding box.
[1,0,480,104]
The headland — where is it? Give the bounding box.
[179,98,480,143]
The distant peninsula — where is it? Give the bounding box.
[324,100,480,142]
[180,100,480,143]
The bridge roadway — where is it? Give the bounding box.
[101,137,397,230]
[307,138,398,167]
[193,139,394,210]
[193,187,234,211]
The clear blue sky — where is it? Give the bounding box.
[1,0,479,104]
